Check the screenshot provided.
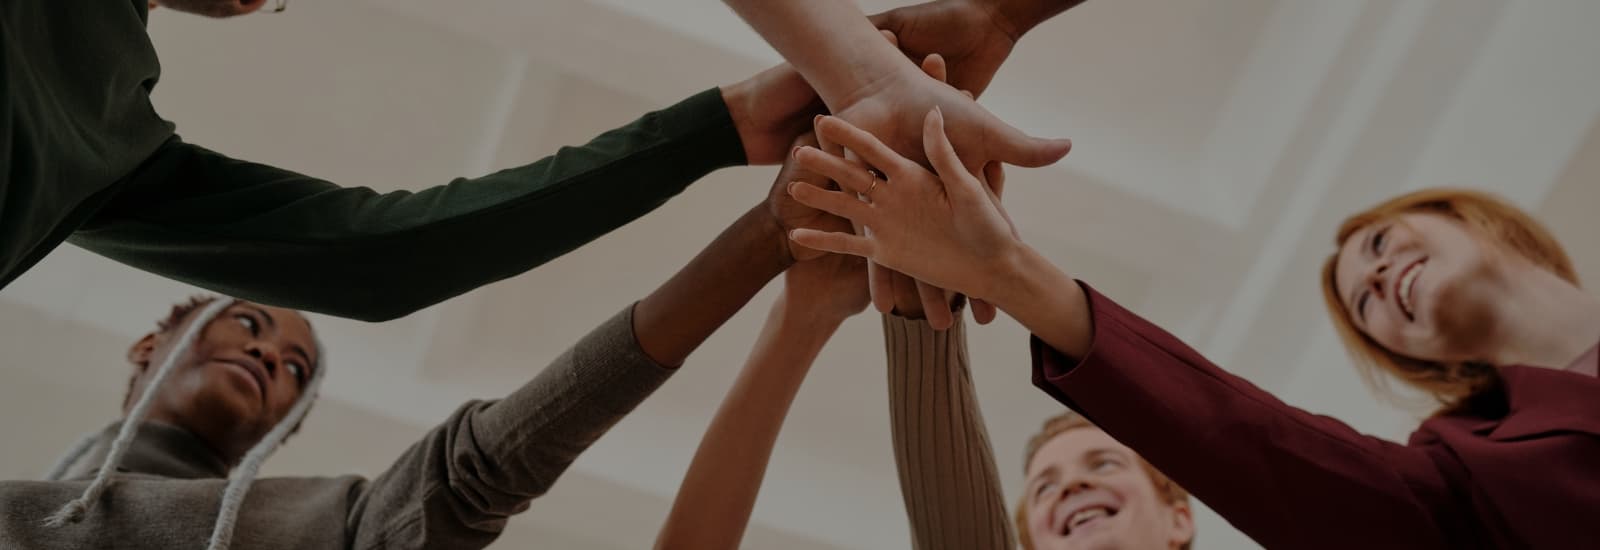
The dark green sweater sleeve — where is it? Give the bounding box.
[71,88,745,321]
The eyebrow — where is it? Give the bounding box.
[1084,447,1129,461]
[245,305,276,328]
[246,305,316,368]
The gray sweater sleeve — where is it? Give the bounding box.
[346,305,674,550]
[883,314,1017,550]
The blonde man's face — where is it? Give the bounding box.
[1022,428,1193,550]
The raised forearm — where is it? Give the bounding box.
[656,294,841,549]
[884,314,1016,549]
[354,308,674,549]
[722,0,915,109]
[634,205,791,368]
[988,244,1093,357]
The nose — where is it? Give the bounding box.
[1366,258,1392,297]
[1059,479,1095,501]
[245,343,282,378]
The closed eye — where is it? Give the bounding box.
[1351,225,1391,323]
[1034,482,1056,499]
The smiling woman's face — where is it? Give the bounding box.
[1333,212,1505,366]
[126,300,318,462]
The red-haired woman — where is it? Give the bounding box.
[785,109,1600,549]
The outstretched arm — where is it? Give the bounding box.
[884,311,1016,549]
[655,132,869,548]
[655,253,867,549]
[74,60,823,322]
[344,134,845,550]
[344,194,796,550]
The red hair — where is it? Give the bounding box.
[1321,188,1577,414]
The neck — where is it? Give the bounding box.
[1479,265,1600,369]
[88,420,233,479]
[137,410,245,467]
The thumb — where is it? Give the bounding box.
[991,120,1072,168]
[868,8,903,33]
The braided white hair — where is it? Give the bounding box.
[43,297,327,550]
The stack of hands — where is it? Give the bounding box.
[728,0,1075,330]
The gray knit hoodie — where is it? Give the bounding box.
[0,304,673,550]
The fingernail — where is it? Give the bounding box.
[814,114,824,125]
[934,106,943,119]
[787,181,800,194]
[792,145,802,159]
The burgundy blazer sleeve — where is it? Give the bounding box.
[1031,282,1465,549]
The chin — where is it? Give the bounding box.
[187,387,269,450]
[1424,278,1498,355]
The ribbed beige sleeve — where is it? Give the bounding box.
[883,314,1018,550]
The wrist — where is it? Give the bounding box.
[987,243,1093,357]
[719,83,758,165]
[984,243,1056,313]
[986,0,1081,41]
[745,204,799,271]
[774,292,848,338]
[981,0,1027,43]
[983,242,1093,355]
[833,57,924,114]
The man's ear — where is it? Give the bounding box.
[1169,501,1196,549]
[128,333,161,372]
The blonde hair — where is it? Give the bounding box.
[1015,411,1192,550]
[1320,188,1577,415]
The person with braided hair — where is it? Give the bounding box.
[0,123,855,549]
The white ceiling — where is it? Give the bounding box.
[6,1,1600,548]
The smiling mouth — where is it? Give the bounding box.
[1062,506,1118,537]
[1396,258,1425,321]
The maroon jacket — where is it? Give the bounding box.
[1032,284,1600,550]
